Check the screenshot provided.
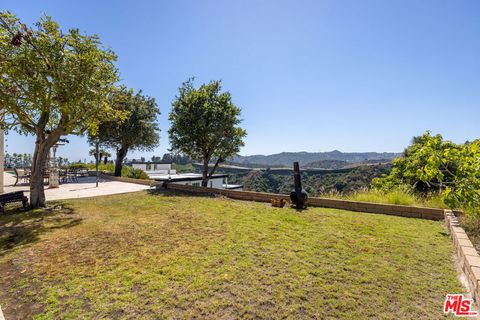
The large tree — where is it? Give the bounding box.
[169,79,247,187]
[0,12,122,207]
[89,87,160,176]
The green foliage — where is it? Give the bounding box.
[82,162,148,180]
[344,188,446,208]
[0,11,123,207]
[4,153,32,168]
[84,162,114,173]
[121,166,149,180]
[169,79,246,185]
[89,148,111,158]
[68,163,89,170]
[374,131,480,211]
[373,132,459,193]
[0,12,122,136]
[442,140,480,210]
[91,87,160,153]
[222,164,392,196]
[161,153,191,164]
[171,162,195,173]
[346,188,418,206]
[89,86,160,176]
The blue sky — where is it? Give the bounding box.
[3,0,480,161]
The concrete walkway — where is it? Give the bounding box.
[3,172,151,201]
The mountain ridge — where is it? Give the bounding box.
[230,151,402,167]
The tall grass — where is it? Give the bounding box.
[320,188,447,208]
[347,189,418,205]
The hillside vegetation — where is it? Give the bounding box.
[230,150,401,167]
[221,164,392,196]
[304,159,348,169]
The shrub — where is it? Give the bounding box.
[121,166,149,180]
[320,186,446,208]
[69,163,89,170]
[98,163,115,173]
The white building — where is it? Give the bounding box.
[131,161,176,175]
[132,162,243,190]
[151,172,229,188]
[151,173,243,190]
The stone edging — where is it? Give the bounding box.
[164,183,448,220]
[445,209,480,304]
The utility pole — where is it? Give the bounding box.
[95,140,99,188]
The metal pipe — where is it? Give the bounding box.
[95,141,99,188]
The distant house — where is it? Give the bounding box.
[131,161,176,175]
[132,161,242,190]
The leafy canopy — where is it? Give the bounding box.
[0,11,124,137]
[168,79,247,163]
[89,86,160,153]
[374,132,460,193]
[442,140,480,210]
[374,132,480,210]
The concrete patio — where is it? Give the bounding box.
[3,171,151,201]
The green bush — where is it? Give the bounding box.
[68,163,89,170]
[98,163,115,173]
[82,163,115,173]
[121,166,149,180]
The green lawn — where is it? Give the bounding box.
[0,191,463,319]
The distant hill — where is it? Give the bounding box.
[230,151,401,167]
[304,160,348,169]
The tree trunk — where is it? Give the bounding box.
[201,157,210,187]
[30,132,61,208]
[114,147,128,177]
[201,157,222,187]
[104,157,108,165]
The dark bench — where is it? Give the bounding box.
[0,191,29,213]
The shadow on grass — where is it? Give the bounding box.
[147,187,218,199]
[0,202,82,256]
[147,188,307,212]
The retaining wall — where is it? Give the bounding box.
[164,183,446,220]
[445,210,480,305]
[100,174,448,221]
[100,173,160,187]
